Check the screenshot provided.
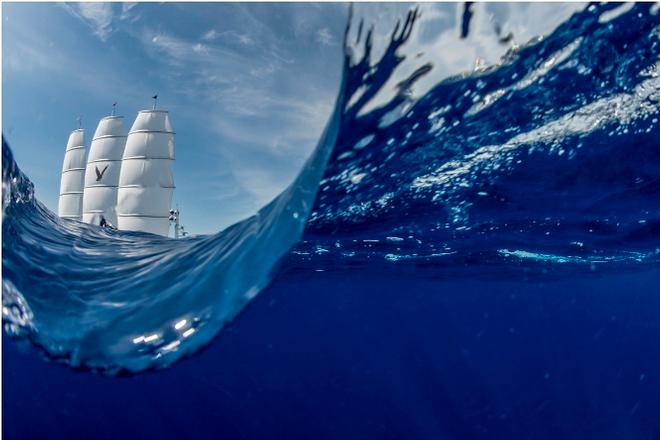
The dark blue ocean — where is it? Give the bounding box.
[4,3,660,438]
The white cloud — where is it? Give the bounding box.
[147,31,216,66]
[201,29,218,41]
[192,43,209,54]
[120,3,139,22]
[63,2,115,41]
[316,28,334,46]
[237,34,254,45]
[203,29,255,46]
[249,63,277,78]
[5,38,58,73]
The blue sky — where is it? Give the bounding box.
[3,2,348,234]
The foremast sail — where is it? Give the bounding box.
[82,115,127,227]
[116,109,175,236]
[58,128,86,220]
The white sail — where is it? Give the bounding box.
[82,116,127,227]
[117,110,175,236]
[58,129,86,220]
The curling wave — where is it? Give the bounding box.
[3,3,660,374]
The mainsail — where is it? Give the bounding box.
[58,128,86,220]
[116,110,175,236]
[82,116,127,227]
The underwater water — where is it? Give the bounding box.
[4,2,660,438]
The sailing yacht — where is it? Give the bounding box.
[58,98,183,237]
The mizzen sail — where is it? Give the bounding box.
[82,116,127,227]
[58,128,86,220]
[116,110,175,236]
